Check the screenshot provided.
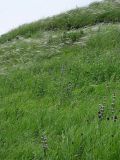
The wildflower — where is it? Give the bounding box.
[41,133,48,156]
[111,93,117,121]
[103,96,107,107]
[98,104,104,120]
[112,115,118,122]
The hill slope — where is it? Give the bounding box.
[0,0,120,159]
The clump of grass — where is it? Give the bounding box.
[61,30,84,43]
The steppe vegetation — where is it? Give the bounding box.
[0,0,120,159]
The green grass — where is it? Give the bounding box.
[0,0,120,43]
[0,0,120,159]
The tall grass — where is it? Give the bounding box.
[0,0,120,159]
[0,0,120,43]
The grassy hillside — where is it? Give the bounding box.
[0,0,120,43]
[0,0,120,159]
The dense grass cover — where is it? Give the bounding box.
[0,0,120,159]
[0,0,120,43]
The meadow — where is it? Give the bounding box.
[0,0,120,159]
